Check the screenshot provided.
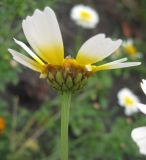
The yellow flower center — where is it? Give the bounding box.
[124,96,134,106]
[43,58,92,92]
[80,10,92,21]
[124,44,137,56]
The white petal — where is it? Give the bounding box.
[131,127,146,155]
[125,107,138,116]
[13,38,44,65]
[40,73,47,79]
[131,127,146,141]
[8,49,44,72]
[102,57,128,65]
[22,7,64,65]
[140,148,146,155]
[137,103,146,115]
[76,34,122,65]
[141,79,146,95]
[104,62,141,70]
[93,57,128,71]
[93,59,141,71]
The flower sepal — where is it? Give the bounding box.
[46,58,90,92]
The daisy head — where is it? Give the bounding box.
[131,80,146,156]
[131,127,146,155]
[70,4,99,29]
[136,79,146,114]
[123,39,139,57]
[117,88,140,116]
[141,79,146,95]
[8,7,141,92]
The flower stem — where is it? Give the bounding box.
[61,92,72,160]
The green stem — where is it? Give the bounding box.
[61,92,72,160]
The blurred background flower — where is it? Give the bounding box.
[123,39,138,56]
[131,80,146,156]
[117,88,140,116]
[0,117,5,134]
[141,79,146,95]
[122,39,142,58]
[131,127,146,155]
[70,4,99,29]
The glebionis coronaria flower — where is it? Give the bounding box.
[131,126,146,155]
[140,79,146,95]
[123,39,138,56]
[131,80,146,156]
[136,79,146,114]
[117,88,140,116]
[8,7,141,92]
[70,4,99,29]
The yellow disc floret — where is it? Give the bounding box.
[80,10,92,21]
[124,44,137,56]
[124,96,134,106]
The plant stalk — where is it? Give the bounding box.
[61,92,72,160]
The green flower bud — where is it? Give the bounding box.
[45,58,92,92]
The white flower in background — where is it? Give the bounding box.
[136,79,146,114]
[131,127,146,155]
[123,39,136,55]
[70,4,99,29]
[140,79,146,95]
[131,79,146,156]
[123,39,141,57]
[117,88,140,116]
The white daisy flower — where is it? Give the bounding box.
[123,39,137,55]
[137,103,146,115]
[117,88,140,116]
[8,7,141,92]
[136,79,146,114]
[131,127,146,155]
[123,39,142,58]
[131,80,146,156]
[141,79,146,95]
[70,4,99,29]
